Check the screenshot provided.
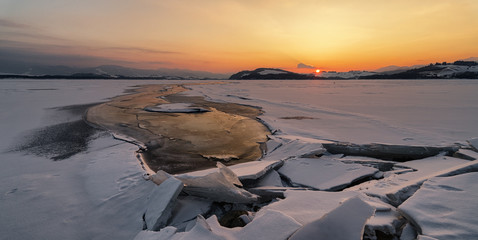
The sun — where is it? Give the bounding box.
[315,69,321,73]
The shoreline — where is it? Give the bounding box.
[85,83,271,174]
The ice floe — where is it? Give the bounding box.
[168,196,213,231]
[263,135,328,160]
[257,190,359,225]
[468,137,478,152]
[348,155,477,206]
[322,142,458,161]
[399,172,478,239]
[175,163,259,203]
[176,160,282,183]
[278,156,378,191]
[289,197,375,240]
[256,170,283,187]
[145,176,184,230]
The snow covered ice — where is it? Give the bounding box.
[278,156,378,191]
[399,172,478,239]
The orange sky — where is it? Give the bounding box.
[1,0,478,73]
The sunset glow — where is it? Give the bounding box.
[1,0,477,73]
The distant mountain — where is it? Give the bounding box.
[363,61,478,79]
[0,63,230,80]
[229,68,311,80]
[460,57,478,62]
[230,61,478,80]
[373,65,425,74]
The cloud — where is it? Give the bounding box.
[100,47,181,55]
[0,45,139,68]
[297,63,315,69]
[0,19,31,29]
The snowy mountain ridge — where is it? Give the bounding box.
[230,60,478,80]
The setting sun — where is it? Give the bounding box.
[316,69,321,73]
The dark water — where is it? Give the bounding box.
[9,102,104,160]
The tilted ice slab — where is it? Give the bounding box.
[322,142,458,162]
[176,160,282,183]
[453,149,478,160]
[174,163,259,203]
[134,227,177,240]
[399,172,478,240]
[364,205,405,239]
[278,156,378,191]
[468,137,478,152]
[256,170,283,187]
[144,176,184,231]
[257,190,360,225]
[206,210,302,240]
[136,210,302,240]
[348,155,478,206]
[167,196,213,231]
[263,135,328,161]
[289,197,375,240]
[144,103,210,113]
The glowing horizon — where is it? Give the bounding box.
[1,0,477,73]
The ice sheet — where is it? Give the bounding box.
[189,80,478,146]
[278,157,378,191]
[399,173,478,239]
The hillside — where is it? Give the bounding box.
[230,61,478,80]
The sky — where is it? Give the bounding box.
[1,0,478,73]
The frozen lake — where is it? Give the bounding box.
[0,79,477,239]
[191,79,478,145]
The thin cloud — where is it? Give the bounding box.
[0,19,31,29]
[0,46,138,67]
[297,63,315,69]
[101,47,181,55]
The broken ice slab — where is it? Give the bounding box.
[234,209,302,240]
[400,223,418,240]
[143,103,210,113]
[289,197,375,240]
[468,137,478,152]
[277,157,378,191]
[256,170,283,187]
[176,163,259,203]
[257,190,360,225]
[348,155,478,206]
[201,210,302,240]
[322,142,459,162]
[399,172,478,240]
[167,196,213,231]
[165,215,225,240]
[176,160,282,183]
[160,209,302,240]
[144,176,183,231]
[417,235,439,240]
[339,156,396,171]
[453,149,478,160]
[364,208,405,240]
[134,227,177,240]
[263,135,328,160]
